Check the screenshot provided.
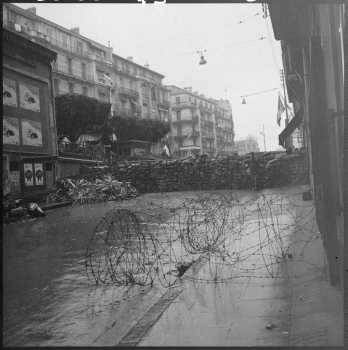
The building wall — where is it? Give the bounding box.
[3,29,57,196]
[2,3,170,122]
[268,1,345,286]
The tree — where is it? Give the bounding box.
[55,94,110,141]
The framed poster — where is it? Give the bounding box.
[34,163,44,186]
[21,119,43,147]
[3,116,20,145]
[24,163,34,187]
[19,82,40,112]
[3,78,17,107]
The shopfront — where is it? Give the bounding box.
[3,29,57,197]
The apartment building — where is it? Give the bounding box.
[234,136,260,155]
[2,3,170,123]
[167,86,235,157]
[212,99,235,155]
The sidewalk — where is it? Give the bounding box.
[139,186,343,346]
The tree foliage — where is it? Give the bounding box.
[109,116,170,143]
[55,94,111,141]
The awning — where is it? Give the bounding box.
[278,113,302,147]
[20,155,57,160]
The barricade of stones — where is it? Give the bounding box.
[111,155,246,193]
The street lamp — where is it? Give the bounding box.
[197,50,207,65]
[240,87,279,105]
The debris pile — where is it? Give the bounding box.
[3,199,45,223]
[46,175,138,205]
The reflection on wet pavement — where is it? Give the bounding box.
[4,188,323,346]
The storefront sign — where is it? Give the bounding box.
[34,163,44,186]
[19,82,40,112]
[22,119,43,147]
[3,78,17,107]
[3,116,20,145]
[24,163,34,186]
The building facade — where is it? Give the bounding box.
[234,136,260,155]
[2,3,170,123]
[3,28,57,197]
[269,1,345,287]
[167,86,234,157]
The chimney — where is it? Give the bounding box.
[144,63,150,68]
[70,27,80,35]
[184,87,192,92]
[26,7,36,15]
[127,56,134,62]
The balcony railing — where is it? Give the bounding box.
[158,100,170,110]
[172,101,197,110]
[114,107,137,118]
[119,87,139,99]
[199,105,213,114]
[53,63,95,83]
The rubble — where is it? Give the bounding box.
[3,199,45,223]
[46,174,138,205]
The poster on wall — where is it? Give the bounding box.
[34,163,44,186]
[24,163,34,187]
[21,119,43,147]
[19,82,40,112]
[3,116,20,145]
[3,78,17,107]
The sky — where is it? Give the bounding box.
[15,2,288,151]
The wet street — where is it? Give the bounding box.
[3,186,342,346]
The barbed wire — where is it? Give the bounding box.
[84,191,315,288]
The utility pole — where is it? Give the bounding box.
[280,69,289,125]
[260,124,266,152]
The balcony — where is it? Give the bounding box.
[119,87,139,99]
[53,63,95,83]
[171,117,196,125]
[172,101,197,110]
[192,130,200,137]
[199,105,213,114]
[158,100,170,110]
[114,107,137,118]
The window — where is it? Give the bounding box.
[82,86,88,96]
[176,96,180,104]
[61,33,68,48]
[76,41,83,55]
[69,83,74,93]
[54,79,60,94]
[81,62,86,79]
[45,163,53,171]
[68,58,72,74]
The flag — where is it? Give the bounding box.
[277,94,285,126]
[103,74,113,87]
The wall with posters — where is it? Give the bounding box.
[2,28,57,196]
